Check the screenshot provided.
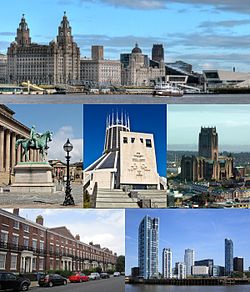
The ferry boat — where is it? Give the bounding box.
[153,82,183,97]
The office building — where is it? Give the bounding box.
[175,262,186,279]
[192,266,209,277]
[162,248,172,278]
[233,257,244,273]
[194,259,214,276]
[184,249,195,276]
[7,13,80,85]
[0,54,7,83]
[138,216,159,279]
[225,238,233,275]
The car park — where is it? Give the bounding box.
[88,273,100,280]
[100,273,110,279]
[0,272,30,291]
[38,274,67,287]
[68,273,89,283]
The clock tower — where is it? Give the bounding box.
[57,11,73,45]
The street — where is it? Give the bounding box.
[32,277,125,292]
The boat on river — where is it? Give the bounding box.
[153,82,183,97]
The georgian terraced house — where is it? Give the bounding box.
[0,209,117,273]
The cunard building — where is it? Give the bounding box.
[0,209,117,273]
[7,13,80,85]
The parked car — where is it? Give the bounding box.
[38,274,67,287]
[68,273,89,283]
[100,273,110,279]
[88,273,100,280]
[0,272,30,291]
[113,272,121,277]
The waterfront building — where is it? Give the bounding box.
[0,209,117,273]
[138,216,159,279]
[7,13,80,85]
[175,262,186,279]
[0,105,39,186]
[0,54,7,83]
[192,266,209,277]
[184,249,195,276]
[80,46,121,86]
[233,257,244,273]
[131,267,140,277]
[84,112,164,191]
[120,44,165,86]
[225,238,234,275]
[162,248,172,279]
[181,127,233,182]
[194,259,214,276]
[212,265,225,277]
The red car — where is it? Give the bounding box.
[68,273,89,283]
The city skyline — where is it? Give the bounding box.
[168,104,250,152]
[84,104,167,177]
[5,208,125,256]
[1,1,250,72]
[125,209,250,275]
[7,104,83,162]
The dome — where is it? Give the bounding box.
[132,43,142,54]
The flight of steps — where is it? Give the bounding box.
[136,190,167,208]
[96,189,139,208]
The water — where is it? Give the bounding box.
[1,94,250,104]
[126,284,250,291]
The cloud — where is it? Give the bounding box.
[199,19,250,29]
[0,32,15,36]
[48,126,82,163]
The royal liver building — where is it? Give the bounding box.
[7,13,80,85]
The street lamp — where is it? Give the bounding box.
[63,138,75,206]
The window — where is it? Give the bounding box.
[0,253,6,269]
[23,238,29,249]
[131,138,135,143]
[40,241,44,251]
[10,255,17,270]
[140,138,144,143]
[32,239,37,250]
[13,221,19,229]
[123,137,128,143]
[1,231,8,244]
[12,235,19,247]
[50,259,54,270]
[23,224,29,233]
[39,258,44,270]
[146,139,152,148]
[32,258,37,271]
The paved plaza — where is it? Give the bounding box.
[0,183,83,208]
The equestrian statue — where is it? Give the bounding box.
[16,126,53,161]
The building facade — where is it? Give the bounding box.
[80,46,121,86]
[181,127,233,182]
[162,248,172,279]
[120,44,165,86]
[225,238,233,275]
[7,13,80,85]
[0,54,7,83]
[0,105,39,185]
[233,257,243,273]
[194,259,214,276]
[138,216,159,279]
[192,266,209,277]
[184,249,195,276]
[175,262,186,279]
[152,44,164,63]
[0,209,117,273]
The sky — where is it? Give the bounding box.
[125,209,250,275]
[83,104,167,177]
[8,104,83,162]
[11,208,125,255]
[168,104,250,152]
[1,0,250,72]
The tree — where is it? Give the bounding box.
[116,255,125,273]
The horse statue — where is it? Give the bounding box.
[16,129,53,162]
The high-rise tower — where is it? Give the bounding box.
[152,44,164,62]
[198,127,218,161]
[15,14,31,47]
[225,238,233,275]
[162,248,172,278]
[184,249,195,276]
[138,216,159,279]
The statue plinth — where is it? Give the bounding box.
[11,162,55,193]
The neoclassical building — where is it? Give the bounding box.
[0,105,39,185]
[120,44,165,86]
[0,209,117,273]
[7,13,80,85]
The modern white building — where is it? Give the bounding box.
[176,262,186,279]
[184,249,195,276]
[138,215,159,279]
[84,112,165,192]
[162,248,172,278]
[192,266,209,277]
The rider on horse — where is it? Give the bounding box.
[30,125,40,149]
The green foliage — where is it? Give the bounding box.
[106,269,115,275]
[116,255,125,273]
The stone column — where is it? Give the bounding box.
[11,132,16,170]
[29,149,34,162]
[17,136,22,164]
[0,127,4,171]
[5,130,11,172]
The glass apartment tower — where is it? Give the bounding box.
[162,248,172,278]
[138,215,159,279]
[184,249,195,276]
[225,238,233,275]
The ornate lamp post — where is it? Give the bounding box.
[63,138,75,206]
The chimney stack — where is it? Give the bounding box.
[13,209,19,216]
[36,215,44,226]
[75,234,80,241]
